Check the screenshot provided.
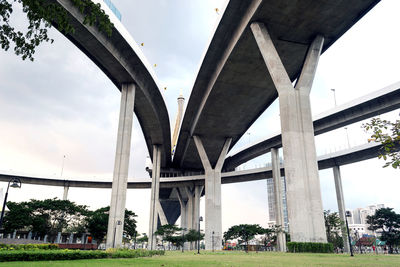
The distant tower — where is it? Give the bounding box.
[171,91,185,156]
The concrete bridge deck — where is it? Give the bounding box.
[224,81,400,170]
[47,0,172,166]
[173,0,380,171]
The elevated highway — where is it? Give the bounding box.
[47,0,171,166]
[224,81,400,170]
[0,141,389,190]
[173,0,380,171]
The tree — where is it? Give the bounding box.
[154,224,182,250]
[2,201,34,234]
[185,229,204,244]
[85,206,108,247]
[3,198,88,242]
[367,207,400,254]
[29,198,89,242]
[324,210,344,249]
[363,116,400,169]
[0,0,113,61]
[223,224,264,252]
[85,206,138,247]
[261,226,279,249]
[123,209,138,243]
[137,233,148,249]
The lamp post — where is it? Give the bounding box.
[0,178,22,234]
[212,231,215,252]
[344,127,350,148]
[198,216,203,254]
[345,211,354,257]
[331,89,337,107]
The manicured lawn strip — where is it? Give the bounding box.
[0,251,399,267]
[0,249,163,262]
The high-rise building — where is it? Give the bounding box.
[267,175,288,231]
[348,204,385,237]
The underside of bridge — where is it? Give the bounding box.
[43,0,383,250]
[160,0,381,249]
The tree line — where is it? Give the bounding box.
[3,198,137,247]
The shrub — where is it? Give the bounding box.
[287,242,333,253]
[0,249,164,262]
[0,244,59,251]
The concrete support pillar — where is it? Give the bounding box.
[271,148,286,252]
[44,235,48,243]
[333,165,350,253]
[56,232,61,243]
[148,145,162,250]
[12,230,16,239]
[27,231,32,240]
[69,233,74,244]
[184,187,194,233]
[106,83,136,248]
[177,188,187,230]
[63,185,69,200]
[81,233,86,244]
[194,136,232,250]
[251,22,327,243]
[193,185,203,231]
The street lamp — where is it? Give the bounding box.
[0,178,22,234]
[344,127,350,148]
[345,211,354,257]
[198,216,203,254]
[212,231,215,252]
[331,89,337,107]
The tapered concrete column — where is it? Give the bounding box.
[56,232,61,243]
[271,148,286,252]
[333,165,350,253]
[193,185,203,230]
[148,145,162,250]
[184,187,194,232]
[177,188,187,230]
[106,83,136,248]
[194,136,232,250]
[63,185,69,200]
[251,22,327,243]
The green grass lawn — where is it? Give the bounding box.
[0,251,399,267]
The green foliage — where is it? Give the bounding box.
[137,233,148,243]
[363,117,400,169]
[123,209,138,242]
[0,0,114,61]
[324,210,344,249]
[367,207,400,253]
[0,248,164,262]
[3,198,89,242]
[3,200,138,246]
[184,229,204,243]
[154,224,185,249]
[287,242,334,253]
[223,224,265,252]
[261,226,279,247]
[85,206,108,246]
[85,206,138,246]
[0,243,59,250]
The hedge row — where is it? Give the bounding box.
[0,249,164,262]
[0,244,59,251]
[287,242,333,253]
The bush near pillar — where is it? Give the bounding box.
[287,242,333,253]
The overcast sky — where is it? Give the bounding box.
[0,0,399,235]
